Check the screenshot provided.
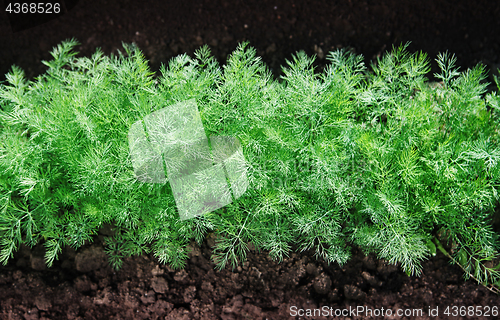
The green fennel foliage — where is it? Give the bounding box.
[0,40,499,292]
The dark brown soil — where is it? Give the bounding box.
[1,1,500,319]
[1,237,499,320]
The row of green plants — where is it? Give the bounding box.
[1,39,499,292]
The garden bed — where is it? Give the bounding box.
[1,237,499,319]
[1,1,500,319]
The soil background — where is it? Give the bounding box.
[1,0,500,319]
